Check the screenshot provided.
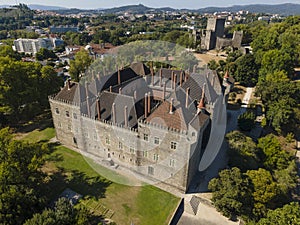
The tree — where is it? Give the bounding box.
[234,54,259,87]
[238,110,256,131]
[257,134,292,171]
[257,202,300,225]
[0,45,21,60]
[256,71,300,132]
[274,161,298,197]
[69,49,92,81]
[24,198,90,225]
[208,167,253,220]
[226,131,260,171]
[0,57,62,122]
[0,127,50,224]
[35,48,58,61]
[246,168,280,220]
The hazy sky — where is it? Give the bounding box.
[3,0,300,9]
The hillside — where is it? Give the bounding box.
[1,3,300,16]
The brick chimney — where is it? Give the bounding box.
[112,102,116,124]
[118,68,121,85]
[160,69,162,86]
[151,67,154,86]
[96,97,101,120]
[180,71,183,87]
[163,82,166,101]
[148,92,151,114]
[110,86,112,92]
[124,106,128,127]
[173,74,177,90]
[67,79,71,90]
[185,87,190,108]
[169,98,174,114]
[144,93,148,118]
[193,64,197,73]
[85,82,90,117]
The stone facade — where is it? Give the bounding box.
[49,63,225,193]
[201,17,243,50]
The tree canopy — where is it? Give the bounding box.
[0,57,62,124]
[69,49,92,82]
[0,128,50,224]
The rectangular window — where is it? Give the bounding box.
[153,154,159,161]
[148,166,154,175]
[170,141,177,150]
[130,147,135,154]
[154,137,159,145]
[119,142,123,150]
[143,151,148,158]
[55,108,59,114]
[143,134,149,141]
[67,124,71,131]
[66,111,70,117]
[73,113,77,119]
[169,159,175,167]
[105,137,110,145]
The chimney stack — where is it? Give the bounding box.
[144,93,148,118]
[169,98,174,114]
[160,69,162,86]
[118,68,121,85]
[119,87,122,94]
[180,71,183,87]
[110,86,112,92]
[193,64,197,73]
[124,106,128,127]
[185,87,190,108]
[148,92,151,114]
[85,82,90,117]
[163,82,166,101]
[171,71,174,89]
[112,103,116,124]
[173,74,177,90]
[67,79,71,90]
[96,97,101,120]
[151,68,154,86]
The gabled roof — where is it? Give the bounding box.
[130,62,151,76]
[94,91,138,128]
[182,72,218,103]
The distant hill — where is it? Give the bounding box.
[196,3,300,16]
[1,3,300,16]
[28,4,67,10]
[100,4,152,14]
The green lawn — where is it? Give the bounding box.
[22,127,55,143]
[22,127,180,225]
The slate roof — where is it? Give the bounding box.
[130,62,151,76]
[182,72,218,103]
[94,91,138,128]
[53,82,78,103]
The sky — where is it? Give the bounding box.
[2,0,300,9]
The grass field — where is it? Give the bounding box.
[23,127,180,225]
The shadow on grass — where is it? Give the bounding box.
[42,167,112,203]
[14,110,54,133]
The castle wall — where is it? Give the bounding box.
[49,97,204,193]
